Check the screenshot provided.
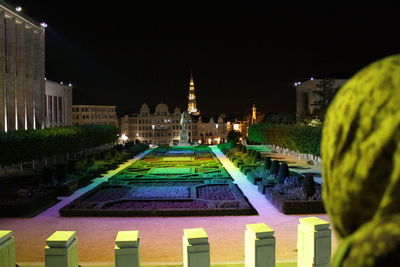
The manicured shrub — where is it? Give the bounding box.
[270,160,280,176]
[264,157,272,169]
[41,166,53,185]
[277,162,290,184]
[248,123,321,156]
[302,174,315,198]
[55,163,67,183]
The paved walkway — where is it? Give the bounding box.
[0,147,335,266]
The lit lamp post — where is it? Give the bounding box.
[121,134,128,145]
[152,124,155,145]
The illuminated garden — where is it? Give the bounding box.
[60,146,257,216]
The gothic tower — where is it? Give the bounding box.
[187,71,200,115]
[251,104,257,124]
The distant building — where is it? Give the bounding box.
[72,105,118,126]
[226,104,265,137]
[120,103,227,145]
[0,3,45,131]
[120,74,227,145]
[45,80,72,127]
[295,78,347,120]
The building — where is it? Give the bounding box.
[72,105,118,126]
[44,80,73,127]
[295,78,347,120]
[0,3,45,131]
[120,103,227,145]
[226,104,265,137]
[120,74,227,145]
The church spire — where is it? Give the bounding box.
[188,70,200,115]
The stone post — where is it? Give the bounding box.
[0,231,16,267]
[245,223,275,267]
[183,228,210,267]
[45,231,78,267]
[297,217,331,267]
[115,231,140,267]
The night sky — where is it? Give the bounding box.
[4,1,400,116]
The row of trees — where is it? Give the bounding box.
[248,123,322,156]
[0,125,119,169]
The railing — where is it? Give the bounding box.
[0,217,331,267]
[268,145,322,166]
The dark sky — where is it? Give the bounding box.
[5,1,400,116]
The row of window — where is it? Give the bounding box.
[73,107,115,112]
[137,125,197,130]
[73,115,116,119]
[73,122,116,126]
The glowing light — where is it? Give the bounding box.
[136,133,139,137]
[15,6,22,12]
[215,124,218,129]
[233,123,240,131]
[44,77,47,80]
[311,77,314,80]
[40,22,48,28]
[60,82,63,85]
[198,140,202,144]
[121,134,128,142]
[69,83,72,87]
[152,124,155,130]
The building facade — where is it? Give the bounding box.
[120,103,227,145]
[45,80,72,127]
[72,105,118,126]
[120,73,227,145]
[0,3,45,131]
[226,104,265,137]
[295,78,347,120]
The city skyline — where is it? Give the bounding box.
[5,1,400,115]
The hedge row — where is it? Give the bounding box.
[0,125,119,166]
[248,123,322,156]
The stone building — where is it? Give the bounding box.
[45,80,72,127]
[226,104,265,137]
[0,3,45,131]
[72,105,118,126]
[295,78,347,120]
[120,73,227,145]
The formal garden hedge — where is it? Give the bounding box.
[248,123,322,156]
[0,125,119,167]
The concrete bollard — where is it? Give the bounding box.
[297,217,331,267]
[0,231,16,267]
[115,231,140,267]
[45,231,78,267]
[183,228,210,267]
[245,223,275,267]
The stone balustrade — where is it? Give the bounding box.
[0,217,331,267]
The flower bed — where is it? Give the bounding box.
[265,188,325,214]
[60,181,257,217]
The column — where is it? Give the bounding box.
[5,17,16,131]
[115,231,140,267]
[15,22,25,130]
[45,231,78,267]
[297,217,331,267]
[0,11,5,132]
[0,231,16,267]
[245,223,275,267]
[183,228,210,267]
[24,26,34,129]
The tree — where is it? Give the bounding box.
[311,78,341,122]
[227,130,241,143]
